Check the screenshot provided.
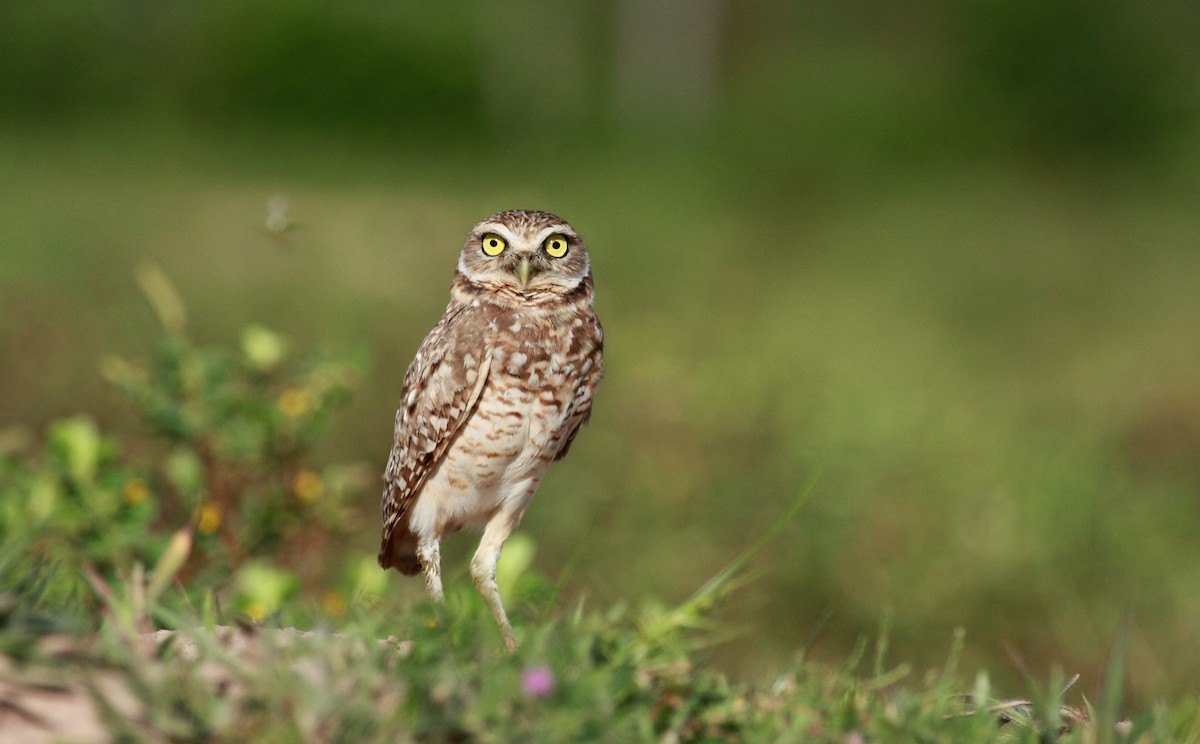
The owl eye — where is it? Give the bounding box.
[543,235,569,258]
[481,234,507,257]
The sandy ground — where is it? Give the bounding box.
[0,626,410,743]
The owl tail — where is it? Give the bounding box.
[379,528,423,576]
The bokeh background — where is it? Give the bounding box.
[2,0,1198,705]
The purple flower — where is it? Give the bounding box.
[521,665,555,699]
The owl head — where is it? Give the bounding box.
[455,210,591,299]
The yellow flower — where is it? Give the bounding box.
[321,590,347,619]
[277,388,311,419]
[123,479,150,505]
[197,503,221,534]
[293,470,324,503]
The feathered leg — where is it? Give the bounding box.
[417,536,444,601]
[471,511,522,652]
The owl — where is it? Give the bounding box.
[378,209,604,651]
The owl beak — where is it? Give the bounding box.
[516,256,533,287]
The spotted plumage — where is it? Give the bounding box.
[378,210,603,650]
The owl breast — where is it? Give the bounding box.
[404,315,592,540]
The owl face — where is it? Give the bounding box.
[456,210,590,295]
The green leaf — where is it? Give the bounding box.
[236,561,299,619]
[49,416,102,484]
[496,532,536,604]
[135,262,187,335]
[164,448,204,497]
[146,526,193,602]
[241,324,288,372]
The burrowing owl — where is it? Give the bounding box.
[378,210,604,651]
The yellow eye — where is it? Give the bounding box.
[481,234,507,257]
[544,235,569,258]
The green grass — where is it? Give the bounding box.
[5,547,1200,742]
[2,117,1200,725]
[0,438,1195,743]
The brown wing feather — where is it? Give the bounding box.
[378,299,492,569]
[554,312,605,461]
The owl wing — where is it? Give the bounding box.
[554,312,605,461]
[379,301,492,567]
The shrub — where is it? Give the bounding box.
[0,266,365,622]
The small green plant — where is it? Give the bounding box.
[11,560,1198,743]
[1,415,149,561]
[0,264,366,623]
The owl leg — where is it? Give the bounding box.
[470,512,522,652]
[416,536,444,601]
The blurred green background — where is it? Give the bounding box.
[2,0,1198,705]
